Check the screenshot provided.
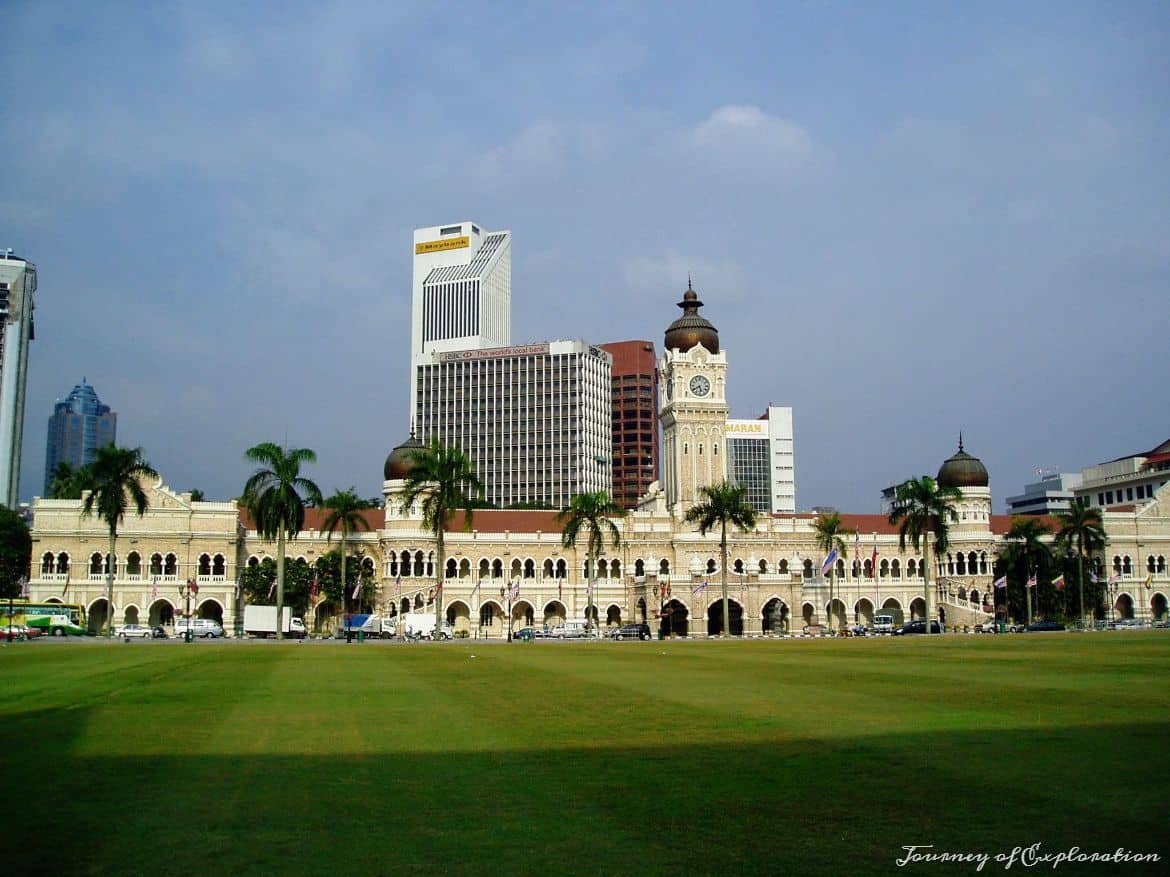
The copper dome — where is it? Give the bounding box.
[664,282,719,354]
[937,436,989,488]
[384,430,424,480]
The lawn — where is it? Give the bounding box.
[2,635,1168,876]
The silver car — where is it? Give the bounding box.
[117,624,153,639]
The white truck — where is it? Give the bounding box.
[400,612,453,641]
[242,605,307,638]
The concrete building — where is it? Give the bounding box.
[726,406,795,514]
[1005,472,1083,516]
[44,378,117,493]
[1075,440,1170,511]
[598,340,658,510]
[412,340,612,509]
[410,221,511,417]
[0,250,36,508]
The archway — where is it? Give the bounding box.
[512,600,535,630]
[881,598,904,625]
[662,599,689,637]
[605,604,622,630]
[196,599,224,624]
[762,598,788,635]
[148,599,175,628]
[543,600,566,628]
[636,598,647,623]
[446,600,471,636]
[801,602,815,629]
[478,600,503,637]
[855,598,875,628]
[88,598,112,634]
[1152,593,1168,622]
[1114,593,1135,620]
[707,599,743,636]
[826,599,847,631]
[122,605,140,625]
[909,597,926,621]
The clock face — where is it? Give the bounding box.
[689,375,711,397]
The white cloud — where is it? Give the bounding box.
[472,120,617,190]
[684,105,825,184]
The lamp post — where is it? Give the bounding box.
[179,578,198,643]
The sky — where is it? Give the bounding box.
[2,1,1168,513]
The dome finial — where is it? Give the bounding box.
[958,431,964,452]
[687,272,692,291]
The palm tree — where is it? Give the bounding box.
[889,476,961,633]
[400,438,484,636]
[1054,504,1107,628]
[47,461,92,499]
[321,488,375,639]
[813,512,849,631]
[685,482,758,638]
[80,446,158,637]
[557,491,624,637]
[1003,516,1053,625]
[241,443,323,640]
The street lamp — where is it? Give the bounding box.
[500,583,514,642]
[179,578,198,643]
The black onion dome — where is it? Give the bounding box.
[664,281,719,354]
[937,435,989,488]
[384,429,424,480]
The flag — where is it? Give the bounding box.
[267,579,276,599]
[993,576,1007,589]
[870,544,878,577]
[62,570,70,599]
[821,548,838,576]
[351,578,361,600]
[509,582,520,602]
[1027,575,1037,589]
[151,576,159,600]
[692,579,708,595]
[1090,572,1099,584]
[853,531,860,562]
[1052,574,1065,590]
[470,580,480,599]
[18,576,28,598]
[1108,574,1121,585]
[309,574,319,603]
[1144,573,1153,588]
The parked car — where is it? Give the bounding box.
[610,623,652,641]
[116,624,154,639]
[549,622,588,639]
[1,625,30,641]
[514,626,548,641]
[174,618,224,639]
[976,620,1000,634]
[892,620,943,636]
[1024,620,1066,632]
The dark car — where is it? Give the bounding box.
[152,626,169,639]
[514,627,548,641]
[892,620,943,636]
[1024,620,1066,632]
[611,623,652,641]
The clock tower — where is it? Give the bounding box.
[659,282,729,512]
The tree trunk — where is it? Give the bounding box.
[106,529,117,637]
[588,542,597,638]
[433,526,445,636]
[276,529,286,641]
[341,531,348,642]
[721,520,730,638]
[1077,535,1085,630]
[923,535,933,633]
[828,567,835,631]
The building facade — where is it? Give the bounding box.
[1005,472,1083,516]
[1075,440,1170,511]
[726,406,796,514]
[0,250,36,508]
[413,340,612,508]
[44,378,117,493]
[410,221,511,417]
[598,340,658,509]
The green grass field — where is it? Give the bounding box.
[3,635,1168,876]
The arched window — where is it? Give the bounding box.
[758,558,768,573]
[956,553,966,575]
[713,443,719,456]
[524,559,535,579]
[57,553,70,574]
[891,559,901,579]
[706,559,717,574]
[1159,556,1166,574]
[803,559,814,579]
[479,559,490,579]
[90,552,103,575]
[907,559,917,578]
[612,560,622,579]
[542,559,554,579]
[1122,556,1132,575]
[198,554,211,576]
[164,554,178,576]
[659,559,670,576]
[460,558,472,578]
[479,604,495,627]
[733,559,744,574]
[41,552,54,575]
[880,559,890,579]
[151,553,164,575]
[635,559,645,577]
[556,559,567,578]
[836,559,846,578]
[979,552,988,574]
[126,552,141,576]
[947,554,956,575]
[968,552,978,575]
[864,559,873,578]
[510,559,522,580]
[1149,556,1157,574]
[446,559,457,578]
[779,559,789,575]
[598,559,610,579]
[698,444,703,456]
[491,559,503,578]
[1113,556,1122,575]
[414,551,425,577]
[683,443,688,455]
[213,555,226,576]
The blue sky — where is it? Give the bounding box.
[3,1,1167,511]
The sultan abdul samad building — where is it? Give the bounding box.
[27,286,1170,635]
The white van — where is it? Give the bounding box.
[871,614,895,635]
[174,618,224,639]
[550,622,588,639]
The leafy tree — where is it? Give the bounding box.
[81,446,158,636]
[557,491,624,636]
[813,512,850,630]
[240,557,314,617]
[889,476,961,632]
[241,443,322,640]
[47,461,92,499]
[189,489,205,502]
[400,438,484,635]
[1054,504,1107,628]
[0,505,31,598]
[321,488,375,633]
[685,482,758,637]
[1002,517,1054,624]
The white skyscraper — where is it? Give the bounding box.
[410,221,511,416]
[0,250,36,508]
[725,405,796,514]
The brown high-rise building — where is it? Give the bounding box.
[599,340,659,509]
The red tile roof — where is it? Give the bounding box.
[239,506,384,533]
